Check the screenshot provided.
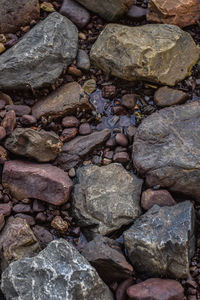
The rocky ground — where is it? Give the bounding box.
[0,0,199,299]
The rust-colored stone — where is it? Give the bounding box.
[1,110,16,135]
[141,189,176,210]
[147,0,200,28]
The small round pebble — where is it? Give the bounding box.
[115,133,128,147]
[62,116,79,128]
[79,123,92,135]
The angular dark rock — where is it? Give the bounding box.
[123,201,195,279]
[133,101,200,200]
[141,189,176,210]
[32,225,53,249]
[81,235,133,283]
[32,82,92,120]
[57,129,111,170]
[0,13,78,90]
[0,0,40,34]
[5,128,62,162]
[2,160,73,206]
[0,217,39,270]
[72,163,142,240]
[1,239,114,300]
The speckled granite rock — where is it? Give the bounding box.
[1,239,114,300]
[72,163,143,240]
[90,24,199,86]
[123,201,195,279]
[0,12,78,90]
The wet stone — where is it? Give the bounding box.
[79,123,92,135]
[0,217,39,271]
[60,0,90,28]
[127,278,184,300]
[76,49,91,71]
[72,163,142,240]
[62,115,80,128]
[60,127,78,142]
[82,235,133,283]
[123,201,195,279]
[5,105,31,116]
[5,128,62,162]
[154,86,188,107]
[141,189,176,210]
[2,160,73,206]
[1,239,114,300]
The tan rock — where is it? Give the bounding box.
[90,24,200,86]
[0,0,40,34]
[32,82,93,120]
[154,86,188,107]
[51,216,68,235]
[76,0,133,21]
[147,0,200,28]
[0,217,39,270]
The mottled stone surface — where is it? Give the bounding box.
[154,86,188,107]
[90,24,199,86]
[1,239,114,300]
[32,82,92,120]
[57,129,111,170]
[123,201,195,279]
[2,160,73,205]
[72,163,142,240]
[81,235,133,283]
[5,128,62,162]
[133,101,200,200]
[0,13,78,90]
[76,0,133,21]
[127,278,184,300]
[147,0,200,28]
[0,217,39,271]
[0,0,40,34]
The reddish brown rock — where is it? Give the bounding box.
[2,160,73,206]
[32,82,93,120]
[121,94,137,110]
[5,105,31,116]
[20,115,37,126]
[127,278,184,300]
[13,204,32,214]
[147,0,200,28]
[102,85,117,99]
[1,110,16,135]
[113,152,129,163]
[116,278,134,300]
[0,0,40,34]
[0,202,12,216]
[60,127,78,142]
[141,189,176,210]
[115,133,128,147]
[79,123,92,135]
[81,235,133,283]
[57,129,111,170]
[0,217,39,270]
[0,126,6,140]
[51,216,68,235]
[0,146,9,164]
[0,214,5,231]
[32,225,53,249]
[14,214,35,226]
[154,86,188,107]
[62,116,79,128]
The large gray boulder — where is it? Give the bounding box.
[1,239,114,300]
[72,163,143,240]
[5,128,62,162]
[75,0,133,21]
[0,12,78,90]
[133,101,200,200]
[123,201,195,279]
[90,23,200,86]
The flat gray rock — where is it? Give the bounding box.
[0,12,78,90]
[133,101,200,200]
[1,239,114,300]
[72,163,143,240]
[123,201,195,279]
